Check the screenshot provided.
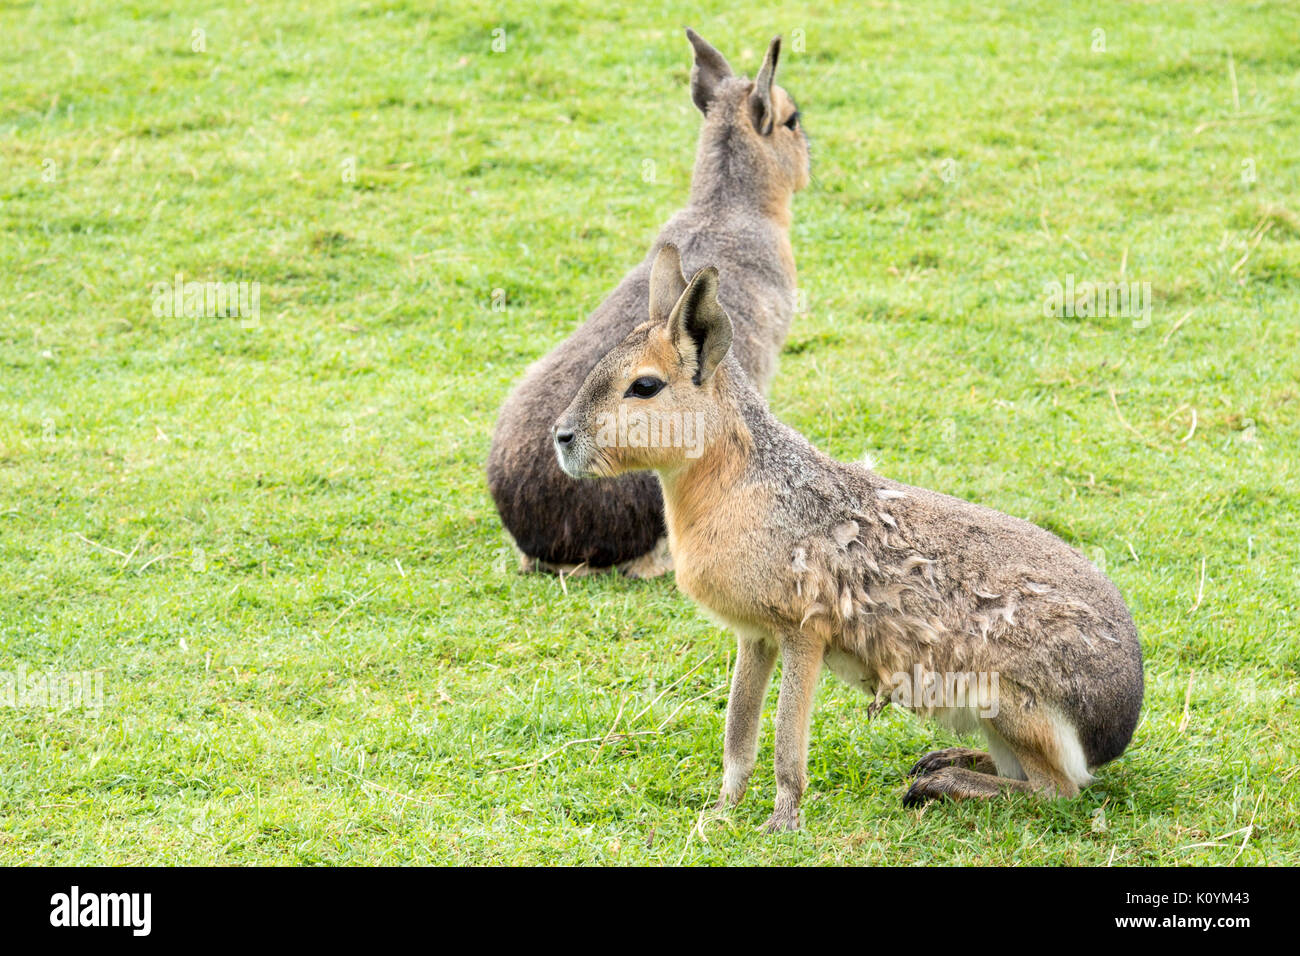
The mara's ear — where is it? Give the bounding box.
[685,28,733,114]
[668,266,733,385]
[649,244,688,324]
[748,36,781,135]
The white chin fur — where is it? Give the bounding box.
[555,446,590,480]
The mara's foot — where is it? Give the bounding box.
[713,789,744,813]
[761,806,802,833]
[903,766,1034,807]
[908,747,997,778]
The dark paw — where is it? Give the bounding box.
[903,767,960,807]
[903,766,1004,806]
[908,747,983,778]
[908,752,947,778]
[902,776,935,807]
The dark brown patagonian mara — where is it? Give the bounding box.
[487,29,810,576]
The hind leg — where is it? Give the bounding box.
[904,757,1079,805]
[903,765,1035,805]
[908,747,998,777]
[904,704,1084,806]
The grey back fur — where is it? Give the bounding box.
[724,366,1145,767]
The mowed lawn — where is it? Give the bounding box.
[1,0,1297,865]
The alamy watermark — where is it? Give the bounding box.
[594,408,706,459]
[151,272,260,327]
[1043,274,1151,328]
[1,663,104,716]
[50,886,150,936]
[884,665,1000,717]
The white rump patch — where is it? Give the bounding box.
[1050,709,1095,787]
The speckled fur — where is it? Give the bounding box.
[487,30,809,572]
[554,251,1144,830]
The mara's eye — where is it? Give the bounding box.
[625,376,665,399]
[783,111,800,130]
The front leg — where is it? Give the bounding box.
[764,633,824,832]
[716,631,777,809]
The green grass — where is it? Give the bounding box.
[1,0,1297,864]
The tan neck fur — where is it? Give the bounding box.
[657,375,753,550]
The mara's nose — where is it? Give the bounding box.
[554,427,575,446]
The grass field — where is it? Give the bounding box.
[2,0,1297,865]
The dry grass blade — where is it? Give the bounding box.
[1162,309,1193,346]
[1192,113,1275,134]
[493,663,724,776]
[589,695,626,767]
[73,532,128,559]
[1181,789,1265,862]
[630,653,713,724]
[135,552,177,574]
[1230,220,1273,275]
[1178,671,1194,734]
[655,681,729,732]
[556,562,587,596]
[120,530,150,569]
[327,585,381,633]
[1107,388,1164,450]
[334,767,450,808]
[677,802,723,865]
[1189,557,1207,612]
[1229,789,1265,864]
